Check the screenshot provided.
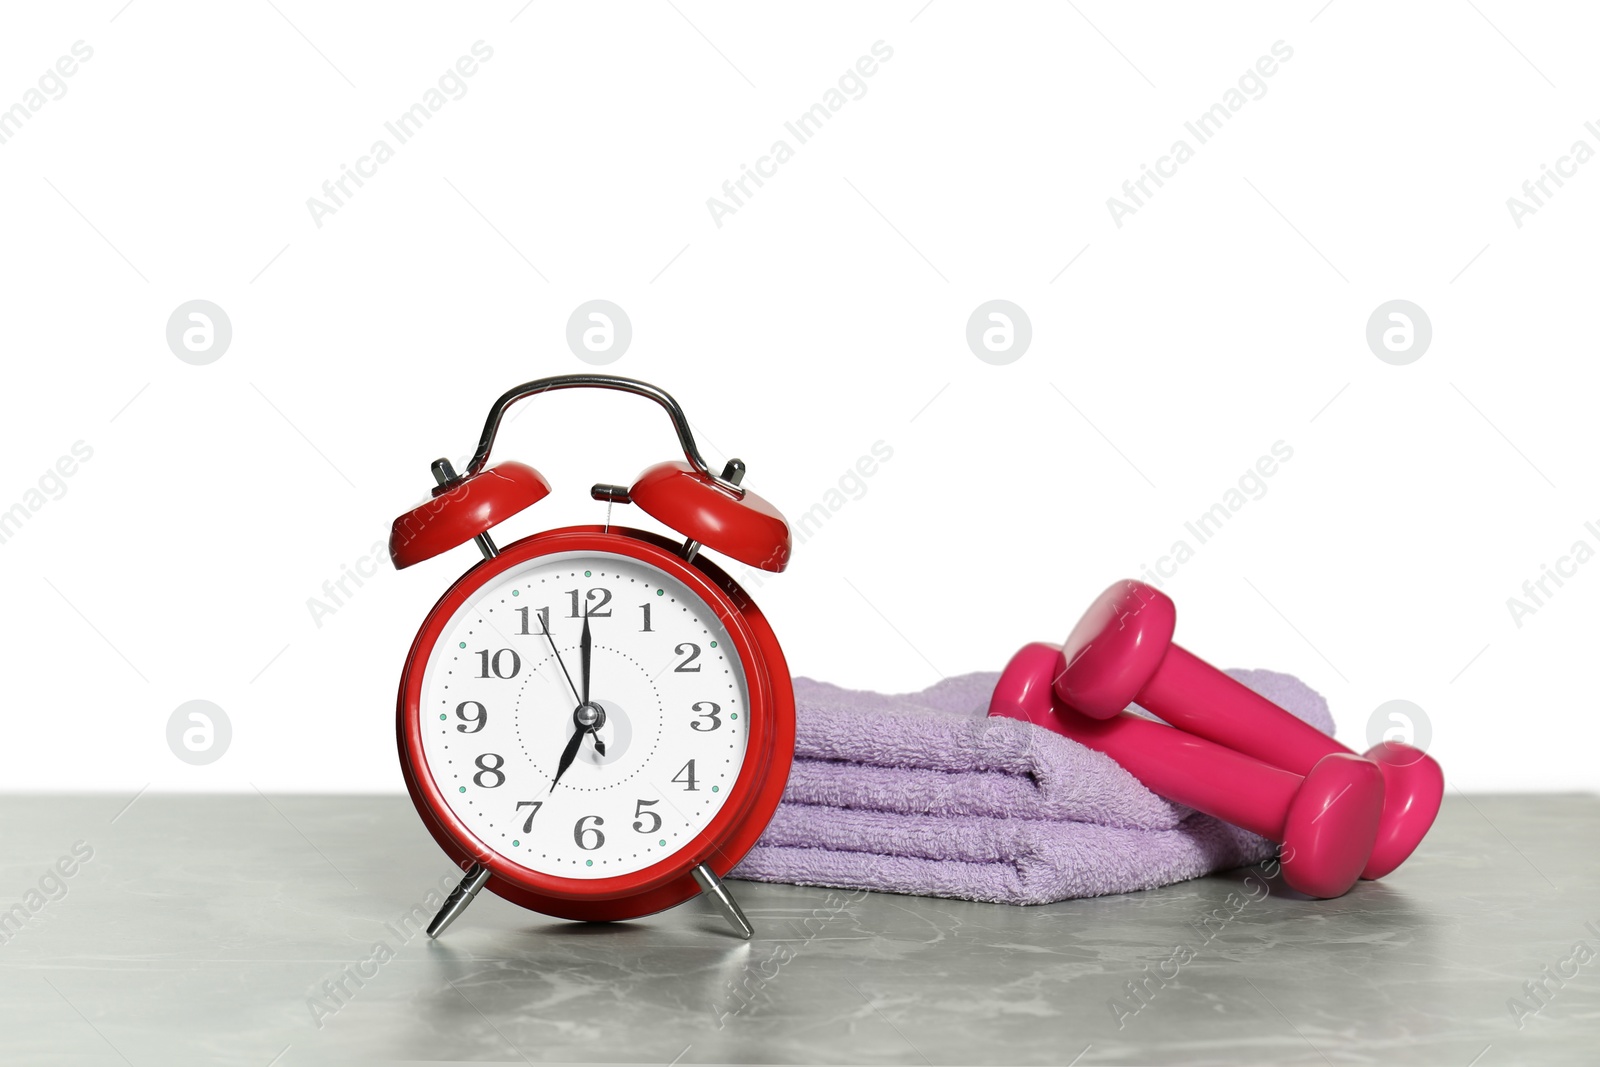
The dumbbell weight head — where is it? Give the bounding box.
[1357,741,1445,880]
[1279,753,1386,899]
[1054,580,1176,719]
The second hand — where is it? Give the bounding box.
[537,616,582,706]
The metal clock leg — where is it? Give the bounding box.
[692,863,754,940]
[428,863,491,939]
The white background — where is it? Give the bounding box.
[1,2,1594,793]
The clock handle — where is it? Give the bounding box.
[692,863,754,940]
[458,374,746,498]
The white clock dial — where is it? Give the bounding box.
[419,550,750,878]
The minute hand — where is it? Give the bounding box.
[577,614,604,756]
[580,614,592,707]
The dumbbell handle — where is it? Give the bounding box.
[1050,708,1302,842]
[1143,644,1341,776]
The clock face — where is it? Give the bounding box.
[418,550,750,879]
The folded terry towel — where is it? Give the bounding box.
[744,804,1274,905]
[732,668,1335,905]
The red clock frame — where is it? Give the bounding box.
[396,524,794,922]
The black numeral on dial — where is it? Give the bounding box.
[674,642,702,672]
[516,800,543,832]
[516,605,550,636]
[475,648,520,679]
[690,701,721,732]
[565,588,612,618]
[672,759,699,791]
[574,815,605,850]
[632,799,662,834]
[455,700,487,733]
[473,753,505,788]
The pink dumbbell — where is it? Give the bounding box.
[990,643,1384,899]
[1051,579,1443,881]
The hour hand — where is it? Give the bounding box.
[550,725,587,790]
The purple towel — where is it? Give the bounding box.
[732,668,1335,905]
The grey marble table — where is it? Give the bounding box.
[1,793,1595,1066]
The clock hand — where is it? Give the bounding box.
[550,703,608,789]
[577,615,605,755]
[550,722,589,790]
[580,613,592,707]
[537,618,582,707]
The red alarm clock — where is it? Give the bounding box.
[387,375,794,939]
